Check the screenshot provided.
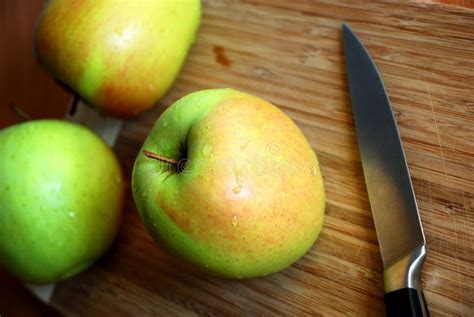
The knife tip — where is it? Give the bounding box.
[342,22,353,36]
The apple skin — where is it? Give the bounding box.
[0,120,124,284]
[34,0,201,118]
[132,88,325,278]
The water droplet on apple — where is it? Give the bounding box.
[163,121,168,127]
[69,211,76,218]
[142,192,146,197]
[232,167,243,194]
[232,183,242,195]
[231,215,239,227]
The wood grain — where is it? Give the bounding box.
[48,1,474,316]
[431,0,474,8]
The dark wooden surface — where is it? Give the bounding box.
[0,0,70,129]
[0,268,60,317]
[1,1,473,316]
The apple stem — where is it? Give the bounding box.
[69,93,80,116]
[9,103,31,121]
[143,150,178,166]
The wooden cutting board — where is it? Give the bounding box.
[49,1,474,315]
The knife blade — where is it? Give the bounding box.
[342,23,429,317]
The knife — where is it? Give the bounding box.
[342,23,429,317]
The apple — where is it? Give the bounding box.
[34,0,201,118]
[132,88,325,278]
[0,120,124,284]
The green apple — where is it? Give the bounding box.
[132,88,325,278]
[34,0,201,118]
[0,120,124,284]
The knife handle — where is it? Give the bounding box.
[383,246,429,317]
[385,288,429,317]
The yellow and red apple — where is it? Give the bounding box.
[132,89,325,278]
[34,0,201,118]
